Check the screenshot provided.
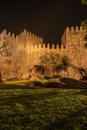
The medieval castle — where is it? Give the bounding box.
[0,26,87,80]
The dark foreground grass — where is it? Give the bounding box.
[0,81,87,130]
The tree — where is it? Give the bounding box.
[81,20,87,31]
[61,55,70,71]
[30,64,45,80]
[81,0,87,29]
[81,0,87,51]
[40,52,70,78]
[82,0,87,5]
[40,52,61,77]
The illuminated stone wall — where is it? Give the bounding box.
[0,26,87,80]
[61,26,87,69]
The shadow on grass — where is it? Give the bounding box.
[43,82,64,88]
[0,90,60,106]
[26,81,42,88]
[45,107,87,130]
[43,78,87,89]
[0,78,87,90]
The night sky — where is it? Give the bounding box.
[0,0,87,44]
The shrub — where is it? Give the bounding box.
[52,74,61,78]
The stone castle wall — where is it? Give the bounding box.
[61,26,87,69]
[0,26,87,80]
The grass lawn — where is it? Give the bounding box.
[0,80,87,130]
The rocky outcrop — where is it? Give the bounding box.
[59,66,83,80]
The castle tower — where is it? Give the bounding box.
[61,26,87,48]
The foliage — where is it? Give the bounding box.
[85,69,87,75]
[82,0,87,5]
[33,65,44,73]
[61,55,70,71]
[40,53,70,77]
[52,74,61,78]
[81,20,87,31]
[40,52,61,77]
[83,69,87,79]
[81,0,87,49]
[0,30,12,57]
[40,52,61,67]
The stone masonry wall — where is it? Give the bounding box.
[0,26,87,80]
[61,26,87,69]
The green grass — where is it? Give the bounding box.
[0,81,87,130]
[0,80,29,90]
[5,80,29,85]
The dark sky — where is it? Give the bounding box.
[0,0,87,44]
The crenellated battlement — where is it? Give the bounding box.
[0,26,87,80]
[61,26,87,48]
[65,26,85,32]
[24,43,60,50]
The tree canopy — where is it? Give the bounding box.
[81,20,87,31]
[82,0,87,5]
